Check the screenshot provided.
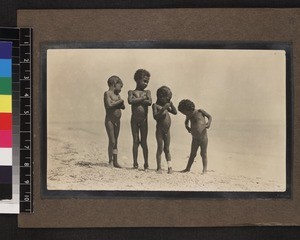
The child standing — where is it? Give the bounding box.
[152,86,177,174]
[178,99,212,174]
[104,76,125,168]
[128,69,152,171]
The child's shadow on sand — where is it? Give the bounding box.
[75,161,107,168]
[75,161,146,170]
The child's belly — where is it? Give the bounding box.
[157,121,171,132]
[191,123,207,138]
[132,105,147,120]
[156,114,171,133]
[106,109,121,123]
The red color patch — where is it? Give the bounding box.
[0,113,12,130]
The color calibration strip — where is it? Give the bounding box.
[0,28,20,213]
[0,41,13,200]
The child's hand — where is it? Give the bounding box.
[141,94,148,101]
[118,100,125,109]
[185,126,191,133]
[132,92,139,98]
[167,101,174,109]
[164,103,171,109]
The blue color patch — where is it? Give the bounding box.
[0,59,12,77]
[0,42,12,59]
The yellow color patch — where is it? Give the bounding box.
[0,95,12,113]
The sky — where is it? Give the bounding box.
[47,48,286,123]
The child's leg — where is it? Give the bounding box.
[155,129,164,172]
[112,122,121,168]
[182,138,199,172]
[163,130,173,173]
[140,119,149,170]
[105,119,115,165]
[130,118,139,168]
[163,130,171,162]
[200,135,208,174]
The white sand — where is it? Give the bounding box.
[47,121,285,192]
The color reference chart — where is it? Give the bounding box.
[0,41,13,201]
[0,28,32,213]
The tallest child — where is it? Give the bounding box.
[128,69,152,171]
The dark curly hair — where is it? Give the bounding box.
[107,75,122,87]
[134,69,150,82]
[178,99,195,113]
[156,86,172,99]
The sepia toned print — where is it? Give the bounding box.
[46,48,286,192]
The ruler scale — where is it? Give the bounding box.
[19,28,32,213]
[0,28,32,213]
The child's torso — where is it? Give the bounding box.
[105,91,122,122]
[155,104,171,131]
[131,90,148,120]
[190,110,207,138]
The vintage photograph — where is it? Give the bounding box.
[45,46,287,193]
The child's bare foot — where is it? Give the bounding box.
[168,167,173,174]
[133,164,138,169]
[156,168,162,174]
[180,169,190,173]
[201,170,207,175]
[144,168,149,173]
[113,162,122,168]
[108,161,114,168]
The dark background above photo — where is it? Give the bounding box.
[1,0,300,26]
[1,0,300,239]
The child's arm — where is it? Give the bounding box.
[168,101,177,115]
[152,103,171,120]
[120,101,126,110]
[128,90,147,105]
[185,116,191,133]
[142,90,152,106]
[118,95,125,110]
[104,92,124,109]
[200,109,212,129]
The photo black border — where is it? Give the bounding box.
[40,41,293,199]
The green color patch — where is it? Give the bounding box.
[0,77,12,95]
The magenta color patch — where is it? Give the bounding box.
[0,130,12,147]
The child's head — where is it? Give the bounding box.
[107,75,123,94]
[156,86,172,105]
[178,99,195,116]
[134,69,150,90]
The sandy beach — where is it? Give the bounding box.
[47,121,285,192]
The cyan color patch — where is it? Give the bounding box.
[0,59,12,78]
